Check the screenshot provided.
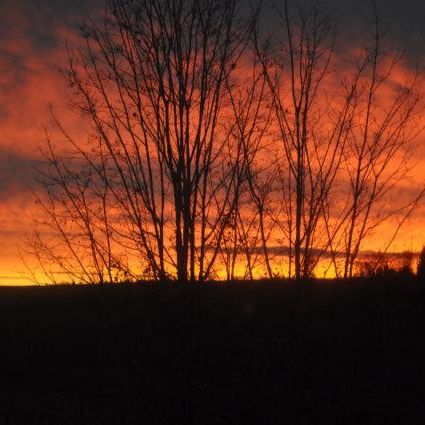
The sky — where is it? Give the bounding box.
[1,0,425,283]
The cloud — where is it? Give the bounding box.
[1,0,425,282]
[0,0,100,281]
[0,147,47,201]
[0,0,100,151]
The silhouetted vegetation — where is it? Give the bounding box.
[417,246,425,279]
[355,250,416,279]
[24,0,424,284]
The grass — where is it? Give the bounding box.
[0,278,424,424]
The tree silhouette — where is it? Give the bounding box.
[25,0,424,283]
[26,0,260,283]
[417,247,425,280]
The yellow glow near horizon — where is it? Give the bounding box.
[1,2,425,285]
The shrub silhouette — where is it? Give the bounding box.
[357,251,415,280]
[417,247,425,279]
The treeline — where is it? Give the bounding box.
[355,249,425,279]
[25,0,424,284]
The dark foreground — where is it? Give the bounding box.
[0,279,425,425]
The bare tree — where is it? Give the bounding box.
[26,0,423,283]
[24,136,131,284]
[217,55,275,279]
[335,7,422,278]
[28,0,258,283]
[254,0,360,279]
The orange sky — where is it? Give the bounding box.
[1,0,425,284]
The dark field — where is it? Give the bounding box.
[0,280,425,424]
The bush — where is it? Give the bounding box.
[417,247,425,279]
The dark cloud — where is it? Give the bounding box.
[262,0,425,64]
[0,0,102,66]
[328,0,425,61]
[0,147,46,201]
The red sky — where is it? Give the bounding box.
[1,0,425,283]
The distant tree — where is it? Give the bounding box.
[399,250,414,277]
[417,247,425,280]
[357,250,417,280]
[356,252,390,278]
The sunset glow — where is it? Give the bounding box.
[1,0,425,284]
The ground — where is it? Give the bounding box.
[0,279,424,424]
